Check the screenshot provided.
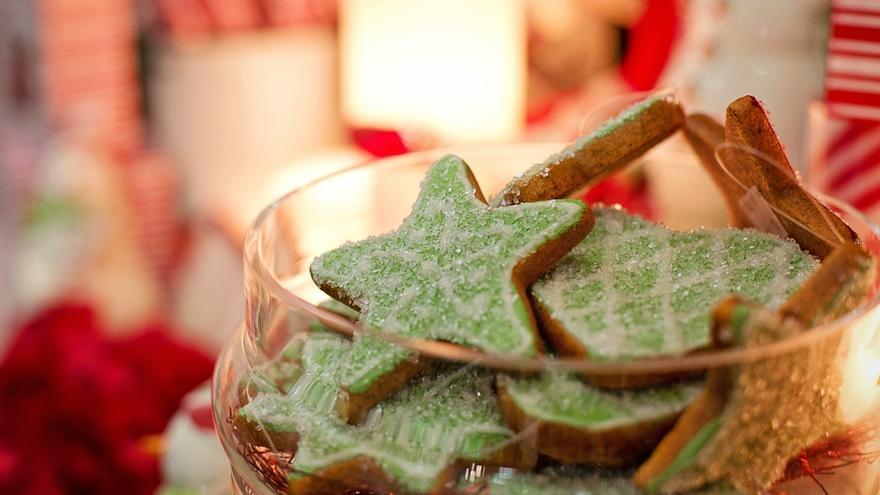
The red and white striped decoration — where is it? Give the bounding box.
[816,0,880,217]
[37,0,143,153]
[154,0,338,37]
[123,151,182,286]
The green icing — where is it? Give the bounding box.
[294,365,512,492]
[645,417,723,494]
[485,468,641,495]
[307,300,361,333]
[240,333,514,493]
[240,332,350,431]
[156,487,201,495]
[310,155,586,393]
[729,305,753,343]
[532,208,818,361]
[500,372,702,430]
[239,336,308,397]
[482,468,739,495]
[318,299,360,320]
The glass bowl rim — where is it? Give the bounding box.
[243,143,880,375]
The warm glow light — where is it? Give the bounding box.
[266,148,368,202]
[644,149,729,230]
[340,0,526,144]
[839,305,880,423]
[278,149,377,257]
[224,148,368,241]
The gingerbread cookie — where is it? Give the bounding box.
[633,301,834,494]
[482,467,642,495]
[310,154,592,421]
[239,332,526,494]
[634,244,874,494]
[497,372,701,466]
[684,97,856,259]
[239,299,359,414]
[492,93,684,206]
[779,241,875,325]
[477,467,738,495]
[530,207,817,386]
[236,331,349,451]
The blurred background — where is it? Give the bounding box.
[0,0,878,493]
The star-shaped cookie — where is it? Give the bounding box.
[310,154,592,421]
[634,243,876,494]
[530,207,818,387]
[239,332,524,494]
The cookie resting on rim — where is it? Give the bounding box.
[492,93,684,206]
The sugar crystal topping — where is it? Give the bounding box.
[483,467,641,495]
[532,207,819,360]
[500,372,701,430]
[240,331,514,492]
[481,468,737,494]
[310,155,586,392]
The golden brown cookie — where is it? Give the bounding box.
[529,207,818,388]
[238,331,534,494]
[496,373,702,467]
[630,299,741,491]
[493,93,684,206]
[685,97,856,259]
[310,154,592,421]
[633,243,875,493]
[780,241,875,326]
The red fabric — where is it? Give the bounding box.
[0,304,214,495]
[619,0,680,91]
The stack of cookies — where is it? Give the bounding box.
[235,94,875,494]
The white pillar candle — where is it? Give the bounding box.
[340,0,527,144]
[152,29,344,220]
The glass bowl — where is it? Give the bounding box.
[213,143,880,495]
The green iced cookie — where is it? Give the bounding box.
[239,332,518,493]
[484,468,641,495]
[636,244,876,493]
[480,468,738,495]
[532,207,818,362]
[498,372,701,466]
[310,154,589,409]
[491,93,683,206]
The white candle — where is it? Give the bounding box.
[340,0,526,144]
[152,29,344,219]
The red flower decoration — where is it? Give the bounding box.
[0,304,214,495]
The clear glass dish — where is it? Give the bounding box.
[213,143,880,495]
